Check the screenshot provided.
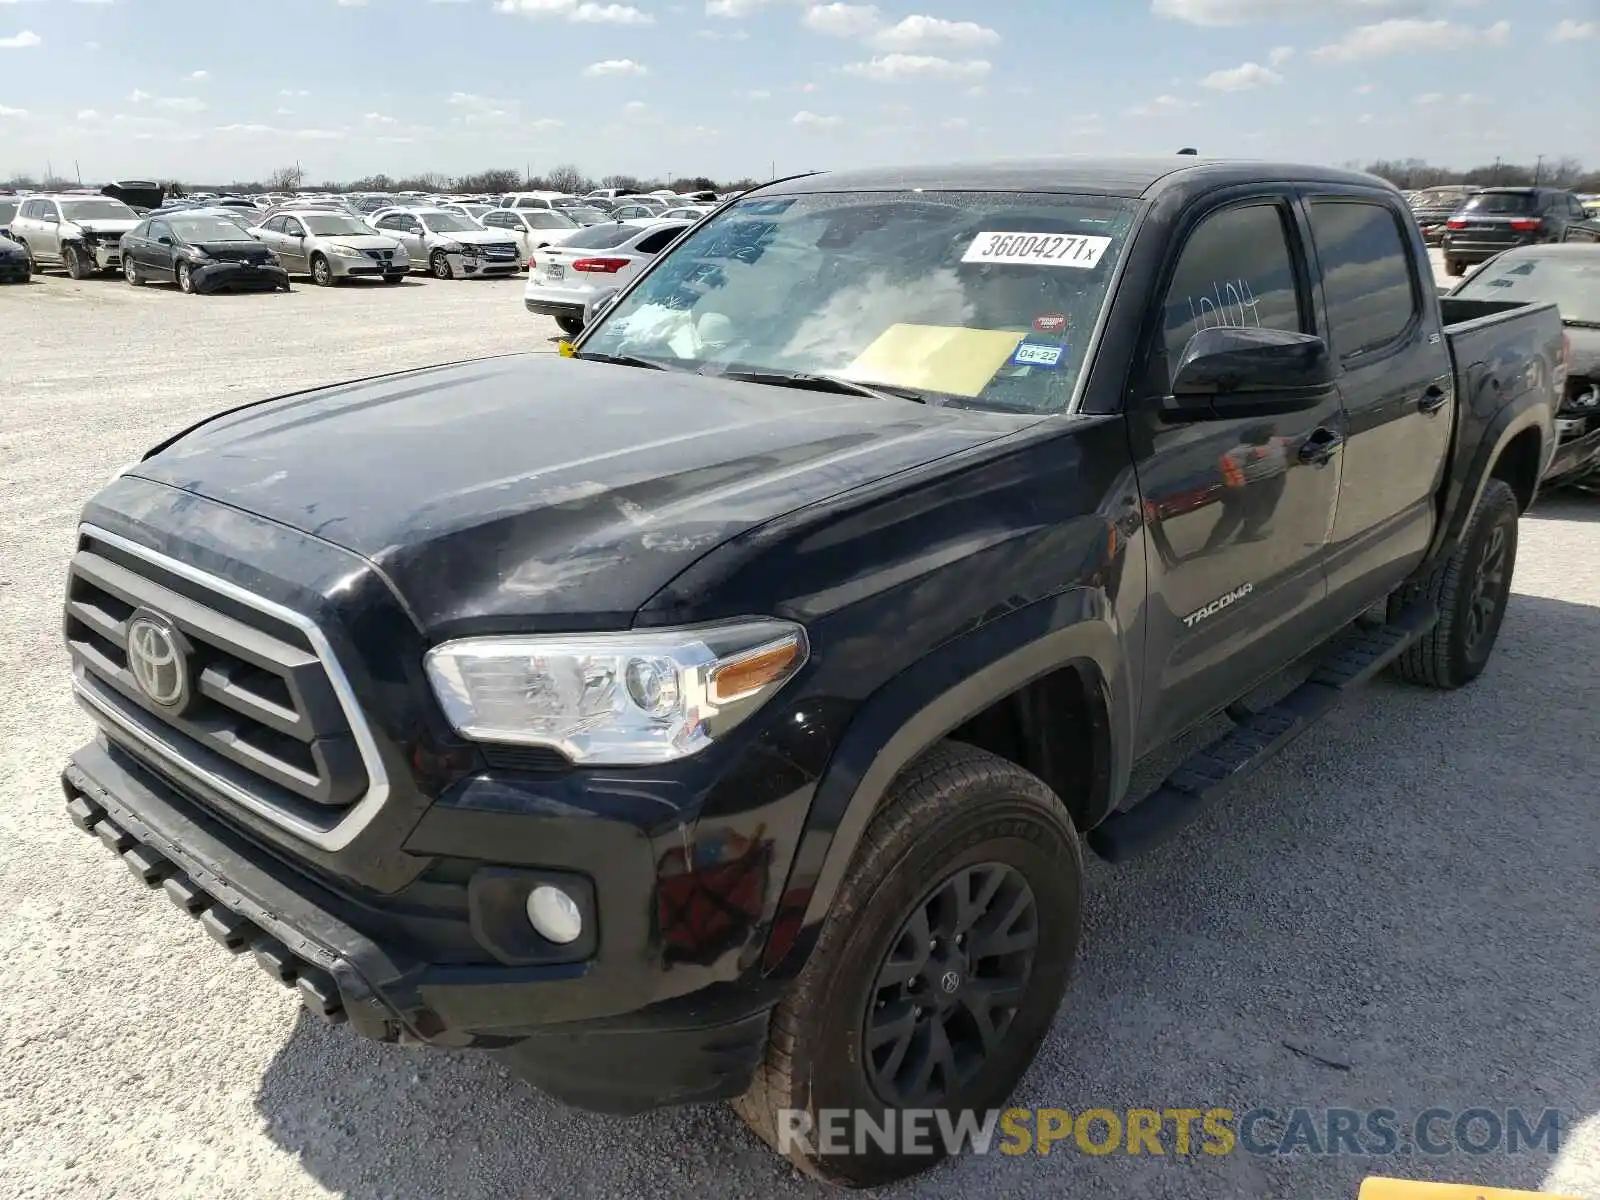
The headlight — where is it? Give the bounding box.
[326,243,363,258]
[423,620,808,765]
[438,240,466,254]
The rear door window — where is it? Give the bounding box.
[1308,200,1419,360]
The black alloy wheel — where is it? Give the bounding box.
[863,862,1038,1108]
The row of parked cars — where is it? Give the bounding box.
[0,186,723,331]
[1403,184,1600,275]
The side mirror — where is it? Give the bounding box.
[584,288,621,328]
[1170,326,1334,418]
[157,236,173,246]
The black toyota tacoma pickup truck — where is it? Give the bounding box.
[61,158,1563,1186]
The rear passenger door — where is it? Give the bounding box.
[1301,191,1453,611]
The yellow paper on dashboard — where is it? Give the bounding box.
[839,324,1026,398]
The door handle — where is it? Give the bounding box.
[1418,384,1449,415]
[1298,427,1345,465]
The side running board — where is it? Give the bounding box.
[1086,602,1439,864]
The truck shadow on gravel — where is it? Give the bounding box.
[255,592,1600,1200]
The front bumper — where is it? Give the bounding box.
[62,736,779,1112]
[448,250,520,277]
[192,260,291,292]
[329,253,409,279]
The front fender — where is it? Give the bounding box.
[761,587,1133,978]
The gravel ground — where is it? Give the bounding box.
[3,255,1598,1200]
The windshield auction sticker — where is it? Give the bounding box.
[962,231,1112,269]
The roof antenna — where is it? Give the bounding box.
[1176,147,1198,155]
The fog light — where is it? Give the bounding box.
[526,885,583,944]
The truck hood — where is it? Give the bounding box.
[130,355,1036,634]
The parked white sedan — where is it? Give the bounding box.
[523,220,691,335]
[479,208,584,261]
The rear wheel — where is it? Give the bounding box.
[1389,477,1518,690]
[310,254,335,286]
[556,314,585,336]
[733,741,1082,1186]
[430,250,453,280]
[382,272,405,284]
[64,244,92,280]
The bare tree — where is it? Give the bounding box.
[266,165,305,191]
[544,163,592,195]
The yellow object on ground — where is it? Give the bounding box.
[1360,1178,1579,1199]
[839,324,1027,398]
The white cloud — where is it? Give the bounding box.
[185,69,209,81]
[792,109,841,126]
[583,57,648,74]
[871,14,1000,50]
[696,25,748,37]
[803,2,881,37]
[1311,18,1510,61]
[706,0,768,14]
[0,104,26,117]
[743,87,772,98]
[495,0,654,22]
[155,96,206,112]
[1153,0,1417,25]
[842,53,991,81]
[1267,43,1293,64]
[622,99,650,114]
[76,108,100,120]
[1551,19,1594,42]
[526,116,563,130]
[363,111,398,123]
[127,89,150,102]
[1353,81,1376,93]
[337,0,368,6]
[279,89,310,97]
[1200,60,1283,89]
[0,29,40,48]
[1126,93,1198,116]
[274,106,295,115]
[1415,90,1444,103]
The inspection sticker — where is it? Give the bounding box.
[1012,341,1065,368]
[963,231,1112,269]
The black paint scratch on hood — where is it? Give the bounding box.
[131,354,1038,634]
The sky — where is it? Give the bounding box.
[0,0,1595,186]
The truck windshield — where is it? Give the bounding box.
[581,190,1137,412]
[1454,253,1600,324]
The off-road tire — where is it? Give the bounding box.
[733,741,1083,1187]
[1388,477,1518,689]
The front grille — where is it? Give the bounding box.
[65,531,375,834]
[478,243,517,261]
[363,249,395,261]
[207,249,264,264]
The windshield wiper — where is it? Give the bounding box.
[706,368,927,404]
[572,351,673,371]
[1561,318,1600,330]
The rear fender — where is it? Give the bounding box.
[761,587,1132,978]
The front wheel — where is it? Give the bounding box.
[64,244,92,280]
[733,741,1082,1187]
[310,254,335,286]
[176,261,196,294]
[430,250,453,280]
[382,273,405,284]
[555,314,585,336]
[123,257,143,286]
[1389,477,1518,690]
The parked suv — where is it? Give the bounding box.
[9,194,141,277]
[1442,187,1600,275]
[61,158,1562,1188]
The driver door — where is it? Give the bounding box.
[146,220,176,277]
[278,216,309,272]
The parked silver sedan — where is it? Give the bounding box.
[250,211,411,285]
[365,206,522,279]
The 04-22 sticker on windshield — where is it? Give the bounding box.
[962,231,1112,269]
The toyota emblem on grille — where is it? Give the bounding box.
[126,614,188,709]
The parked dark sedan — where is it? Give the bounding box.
[0,231,29,283]
[1453,243,1600,486]
[1442,187,1600,275]
[119,213,290,294]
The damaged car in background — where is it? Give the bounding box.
[119,213,291,295]
[7,194,142,278]
[365,206,521,280]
